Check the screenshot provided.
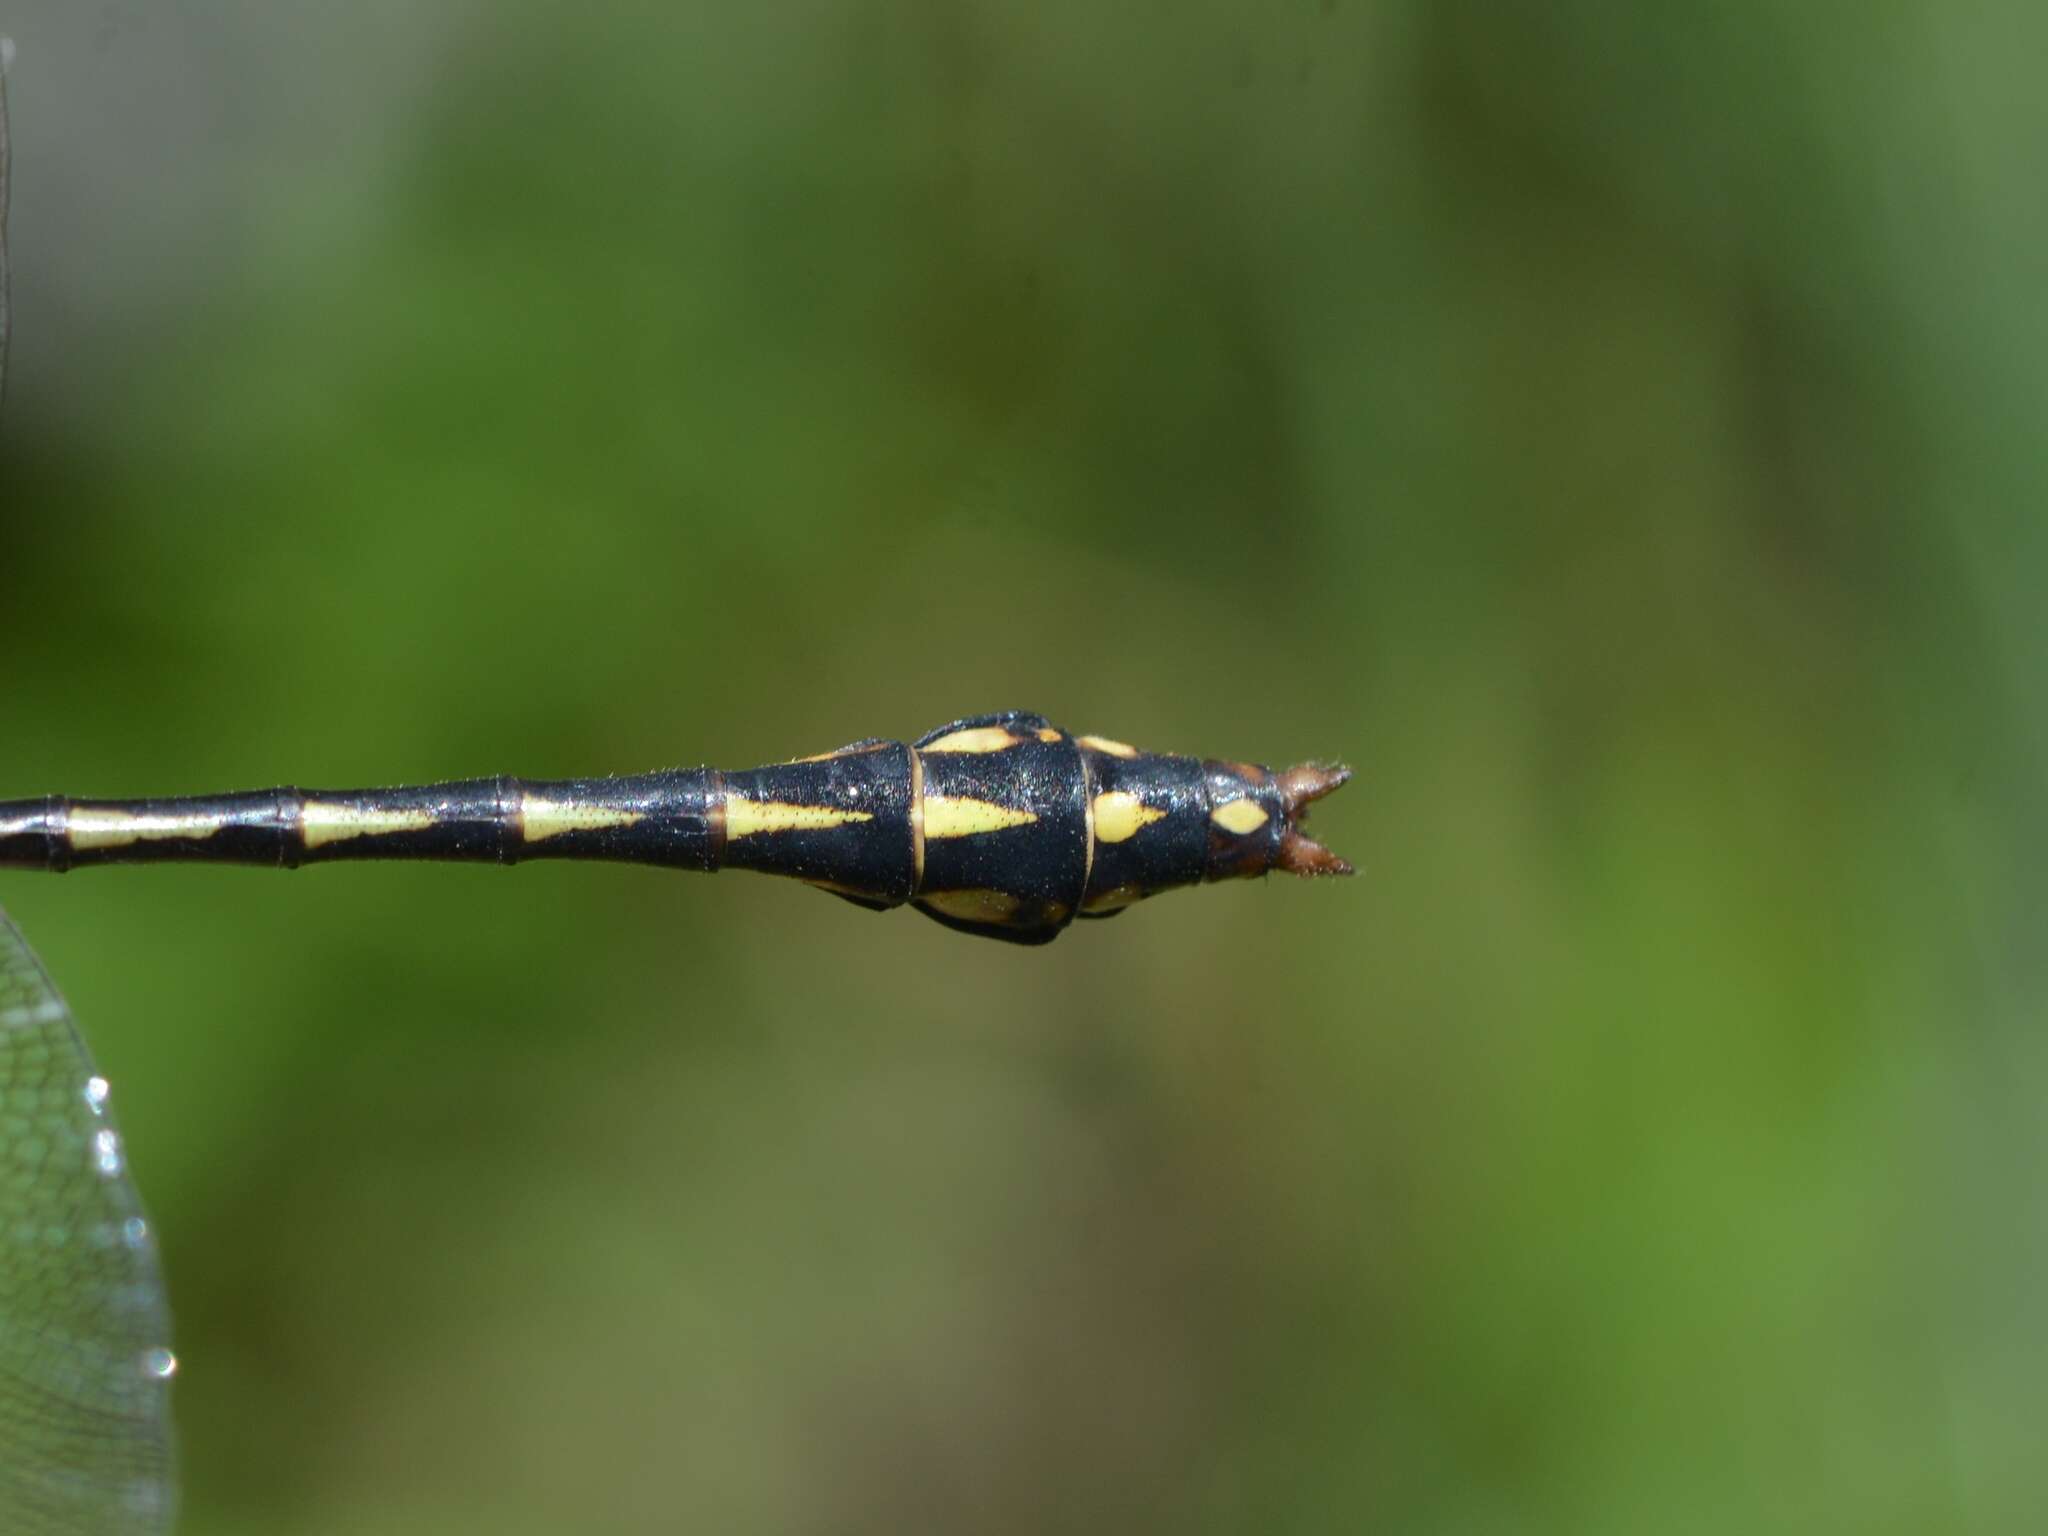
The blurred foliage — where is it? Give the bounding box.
[1,2,2044,1532]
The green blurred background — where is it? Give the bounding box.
[2,3,2044,1532]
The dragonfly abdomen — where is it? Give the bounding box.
[0,712,1351,945]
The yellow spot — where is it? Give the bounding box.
[919,888,1021,923]
[1035,727,1063,743]
[725,798,873,838]
[1078,735,1138,758]
[68,807,224,852]
[1084,883,1144,913]
[1211,798,1269,835]
[302,802,437,850]
[922,726,1020,754]
[521,796,644,843]
[923,795,1037,839]
[1092,791,1165,844]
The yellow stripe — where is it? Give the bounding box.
[1034,727,1063,743]
[1083,882,1144,913]
[919,888,1021,923]
[788,742,884,763]
[909,749,926,889]
[922,795,1036,839]
[520,796,644,843]
[921,726,1022,754]
[68,807,224,852]
[302,802,438,849]
[1091,791,1165,844]
[1210,799,1269,835]
[1077,735,1138,758]
[1080,755,1096,892]
[725,798,873,838]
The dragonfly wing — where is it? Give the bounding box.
[0,908,176,1535]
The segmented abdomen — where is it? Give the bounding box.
[0,711,1330,945]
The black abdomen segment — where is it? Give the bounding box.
[0,712,1351,945]
[1075,745,1211,918]
[913,718,1094,940]
[717,741,917,907]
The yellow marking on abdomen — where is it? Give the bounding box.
[909,749,926,889]
[1091,791,1165,844]
[1084,882,1144,913]
[1035,727,1063,743]
[520,796,644,843]
[919,888,1021,923]
[1211,799,1270,835]
[1077,735,1138,758]
[922,795,1037,839]
[302,802,438,850]
[725,799,874,838]
[67,807,224,852]
[922,726,1020,753]
[789,742,883,763]
[1080,762,1096,891]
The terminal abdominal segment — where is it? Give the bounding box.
[0,712,1353,944]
